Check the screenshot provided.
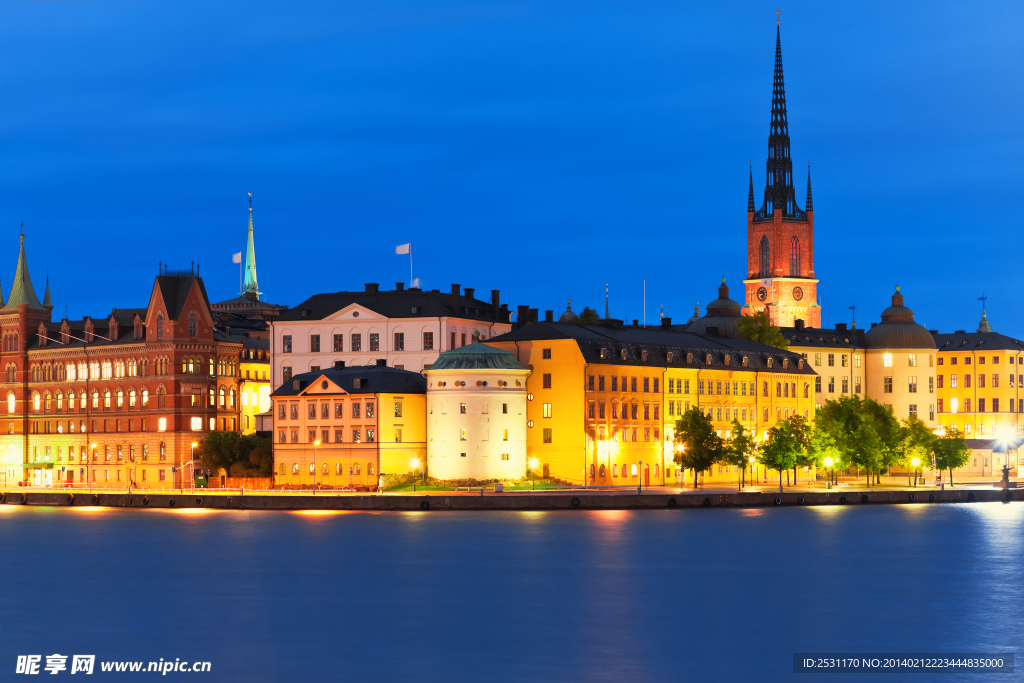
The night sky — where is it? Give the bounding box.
[0,1,1021,335]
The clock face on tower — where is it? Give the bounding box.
[756,287,768,302]
[792,286,804,301]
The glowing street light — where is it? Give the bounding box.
[410,456,425,487]
[313,440,320,494]
[90,443,97,493]
[911,456,920,487]
[189,441,198,493]
[824,456,834,489]
[528,457,539,490]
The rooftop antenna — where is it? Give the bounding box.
[643,280,646,327]
[978,292,988,313]
[604,283,609,319]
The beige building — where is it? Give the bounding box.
[271,283,513,386]
[424,340,530,480]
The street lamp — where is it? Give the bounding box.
[410,457,422,490]
[911,456,920,487]
[528,457,539,490]
[190,442,198,493]
[313,440,320,494]
[90,443,97,493]
[748,455,756,488]
[637,460,643,496]
[824,456,833,489]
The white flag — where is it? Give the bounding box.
[412,277,420,288]
[232,252,242,264]
[395,243,411,255]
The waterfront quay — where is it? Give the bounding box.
[2,486,1020,511]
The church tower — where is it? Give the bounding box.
[743,24,819,328]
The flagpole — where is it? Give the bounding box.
[409,244,413,287]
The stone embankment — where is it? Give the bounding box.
[1,488,1020,511]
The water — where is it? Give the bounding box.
[1,504,1021,682]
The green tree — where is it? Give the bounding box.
[579,306,600,324]
[724,419,757,488]
[814,395,898,487]
[197,432,273,478]
[787,414,812,486]
[736,307,789,350]
[759,418,805,491]
[861,399,901,483]
[809,424,842,485]
[933,427,970,486]
[895,417,936,486]
[674,408,724,489]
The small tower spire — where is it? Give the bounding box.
[3,226,43,311]
[806,163,813,211]
[242,193,261,300]
[747,165,755,211]
[43,270,52,309]
[848,303,856,330]
[977,293,991,333]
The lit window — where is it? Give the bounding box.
[191,417,202,431]
[543,403,552,418]
[950,398,958,414]
[460,429,467,441]
[883,353,893,367]
[158,417,167,432]
[908,353,917,367]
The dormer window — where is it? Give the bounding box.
[798,358,805,370]
[641,350,648,362]
[767,357,774,368]
[620,349,627,360]
[687,353,693,364]
[783,358,789,369]
[705,354,712,365]
[742,355,749,367]
[600,348,607,360]
[724,354,731,366]
[411,307,418,314]
[666,351,674,363]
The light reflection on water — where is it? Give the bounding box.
[0,503,1020,683]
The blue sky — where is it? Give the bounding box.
[0,1,1021,335]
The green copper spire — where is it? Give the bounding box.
[3,227,43,311]
[242,196,260,298]
[42,272,53,309]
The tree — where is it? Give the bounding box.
[809,424,841,485]
[787,414,812,486]
[895,417,936,486]
[861,399,901,484]
[579,306,600,324]
[674,408,724,489]
[725,419,757,488]
[197,432,274,478]
[736,307,789,350]
[933,427,970,486]
[759,418,805,491]
[814,395,897,487]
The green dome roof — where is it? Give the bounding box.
[428,341,527,371]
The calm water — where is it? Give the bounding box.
[1,503,1021,682]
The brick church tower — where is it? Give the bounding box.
[743,25,819,328]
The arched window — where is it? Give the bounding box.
[368,463,375,476]
[335,462,343,475]
[44,391,51,412]
[219,388,225,407]
[142,389,149,407]
[7,391,14,414]
[789,236,801,276]
[56,391,63,412]
[188,314,197,337]
[776,382,782,397]
[759,235,770,278]
[80,391,87,409]
[159,442,166,459]
[321,462,329,476]
[117,390,124,408]
[129,389,137,407]
[157,387,166,409]
[308,463,315,475]
[292,463,300,475]
[229,388,235,408]
[599,464,606,477]
[157,314,164,338]
[32,392,40,412]
[354,463,361,475]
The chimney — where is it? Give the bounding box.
[365,283,379,293]
[871,322,878,328]
[661,317,672,330]
[491,290,500,321]
[464,287,475,301]
[292,379,300,391]
[500,303,509,322]
[632,320,639,327]
[795,319,805,330]
[529,308,539,324]
[517,305,529,328]
[376,359,387,367]
[545,310,554,322]
[835,323,847,332]
[396,282,404,292]
[450,284,461,314]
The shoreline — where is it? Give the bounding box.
[2,487,1020,510]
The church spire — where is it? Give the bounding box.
[43,271,52,309]
[805,165,813,211]
[747,166,755,211]
[242,193,260,299]
[977,293,991,333]
[756,24,804,220]
[2,226,43,311]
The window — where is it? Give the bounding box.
[883,353,893,367]
[827,377,834,393]
[351,334,361,352]
[394,332,404,351]
[937,375,944,389]
[369,333,379,351]
[423,332,433,351]
[500,453,509,461]
[814,353,821,367]
[461,333,466,347]
[908,376,917,393]
[310,334,320,352]
[588,375,594,391]
[598,376,605,391]
[352,403,360,418]
[543,428,552,443]
[542,403,552,418]
[542,374,552,389]
[908,353,917,367]
[828,354,834,367]
[283,335,292,353]
[841,354,848,367]
[460,403,467,414]
[502,403,508,414]
[978,374,984,388]
[979,398,986,413]
[502,429,508,441]
[643,378,650,392]
[631,377,637,392]
[854,354,861,368]
[394,428,402,443]
[333,334,343,352]
[993,374,999,388]
[460,429,467,441]
[156,314,164,338]
[612,376,618,392]
[854,377,862,394]
[841,377,848,393]
[909,404,917,419]
[883,377,892,393]
[542,348,552,359]
[993,398,1000,413]
[951,374,957,388]
[188,314,197,337]
[684,380,690,394]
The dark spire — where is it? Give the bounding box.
[756,25,805,221]
[805,164,813,211]
[747,166,755,211]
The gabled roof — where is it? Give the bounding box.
[488,322,816,374]
[932,330,1024,353]
[111,308,148,325]
[154,275,210,321]
[271,365,427,397]
[276,286,506,323]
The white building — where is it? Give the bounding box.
[271,283,513,387]
[425,340,530,481]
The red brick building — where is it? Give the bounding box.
[742,26,820,328]
[0,234,241,489]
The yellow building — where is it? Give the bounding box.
[237,336,271,434]
[271,361,426,490]
[488,317,816,486]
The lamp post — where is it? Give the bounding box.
[409,457,423,491]
[528,457,539,490]
[190,441,198,493]
[748,455,755,490]
[313,440,320,494]
[637,460,643,496]
[90,443,96,493]
[824,457,833,489]
[911,457,920,487]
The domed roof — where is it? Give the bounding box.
[686,303,701,325]
[865,287,937,349]
[686,279,741,336]
[558,298,580,323]
[426,339,527,371]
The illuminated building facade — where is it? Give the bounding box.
[0,234,242,489]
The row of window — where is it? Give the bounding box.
[282,331,478,354]
[881,353,933,368]
[942,423,1024,437]
[937,398,1024,413]
[56,468,169,483]
[277,401,386,420]
[938,355,1017,366]
[813,353,863,368]
[11,388,170,414]
[278,428,381,444]
[23,415,235,435]
[279,461,377,477]
[584,402,661,420]
[585,375,661,393]
[591,462,660,478]
[936,374,1020,389]
[587,427,662,442]
[29,442,169,463]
